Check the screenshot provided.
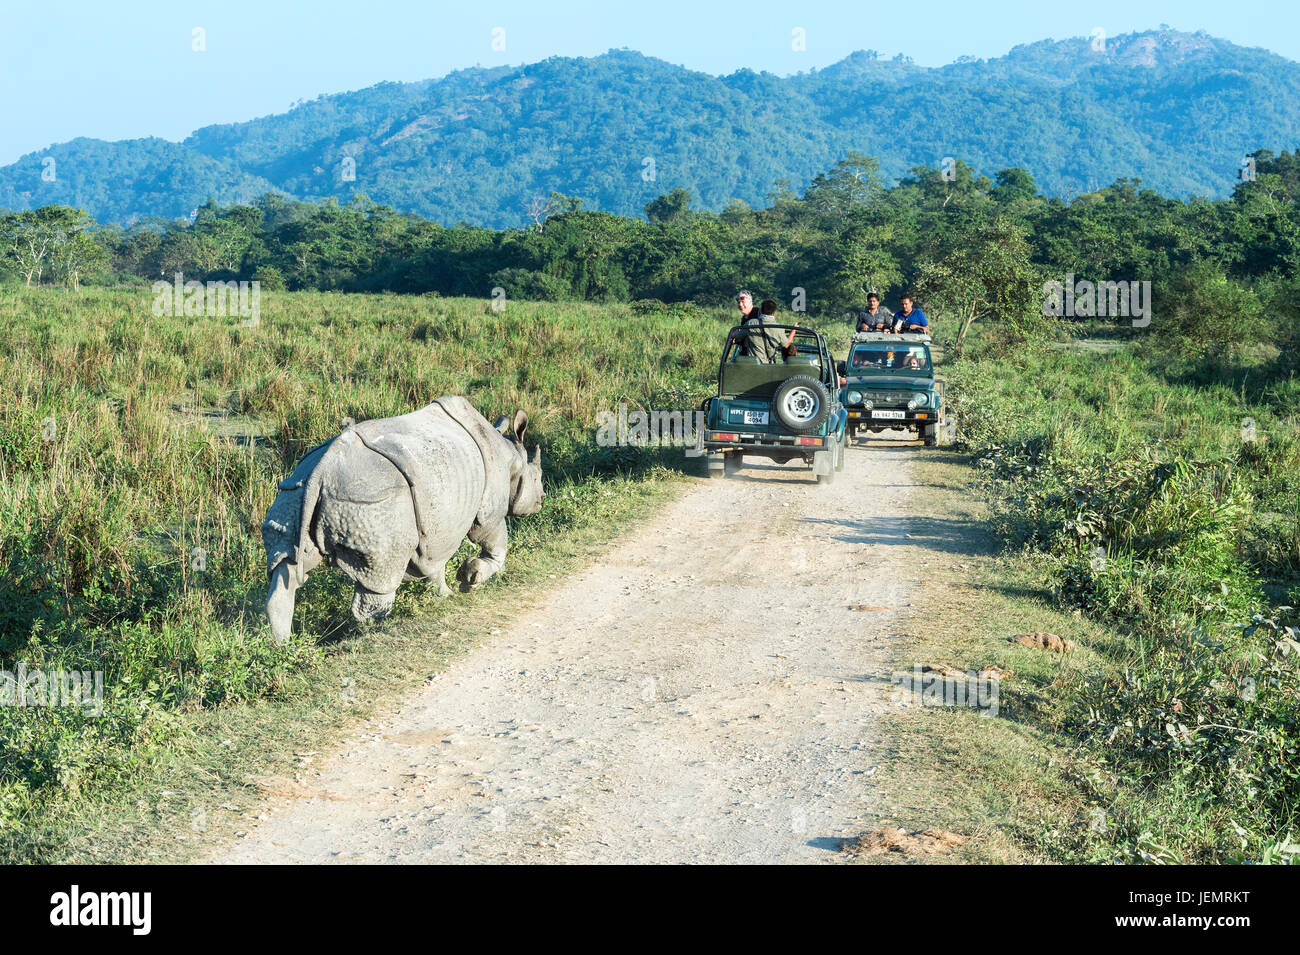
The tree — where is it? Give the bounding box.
[991,168,1038,204]
[802,153,884,220]
[912,217,1042,356]
[1,210,54,285]
[47,208,105,289]
[1152,262,1267,358]
[817,216,902,305]
[525,195,556,232]
[644,188,693,224]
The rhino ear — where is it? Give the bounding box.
[512,410,529,443]
[493,415,510,434]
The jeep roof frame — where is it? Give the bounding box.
[851,331,932,344]
[718,323,836,390]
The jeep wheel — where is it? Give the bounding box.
[835,433,847,471]
[724,452,743,477]
[923,423,938,447]
[772,376,831,434]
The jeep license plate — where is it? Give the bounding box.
[732,410,768,425]
[871,410,905,420]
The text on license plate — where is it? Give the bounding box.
[871,409,905,419]
[732,410,769,425]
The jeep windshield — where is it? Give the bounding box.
[847,342,931,375]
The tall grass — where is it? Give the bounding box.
[0,286,730,841]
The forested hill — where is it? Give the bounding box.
[4,28,1299,227]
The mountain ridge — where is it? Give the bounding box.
[3,29,1297,227]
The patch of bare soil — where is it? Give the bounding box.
[839,827,969,856]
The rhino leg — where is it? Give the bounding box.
[267,561,299,644]
[351,586,397,624]
[458,516,508,591]
[409,554,453,596]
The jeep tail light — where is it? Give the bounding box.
[798,437,822,446]
[713,432,738,441]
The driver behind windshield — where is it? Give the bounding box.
[851,348,883,369]
[850,345,926,370]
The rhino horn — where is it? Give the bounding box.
[531,444,541,465]
[512,410,529,443]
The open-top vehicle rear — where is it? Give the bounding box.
[701,324,848,483]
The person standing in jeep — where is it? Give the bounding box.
[736,290,761,323]
[733,291,784,362]
[856,292,893,332]
[893,295,929,333]
[733,290,762,358]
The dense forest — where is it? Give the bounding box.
[4,146,1299,360]
[5,30,1300,226]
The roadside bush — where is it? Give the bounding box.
[488,267,571,301]
[1152,262,1267,358]
[948,336,1297,861]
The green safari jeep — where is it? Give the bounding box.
[837,332,950,446]
[701,324,848,483]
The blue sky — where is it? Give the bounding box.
[3,0,1298,165]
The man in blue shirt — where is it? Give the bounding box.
[893,294,929,333]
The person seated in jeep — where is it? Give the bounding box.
[851,347,885,369]
[856,292,892,332]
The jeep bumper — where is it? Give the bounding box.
[845,408,936,427]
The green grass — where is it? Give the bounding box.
[8,285,1294,864]
[0,286,733,861]
[938,330,1300,863]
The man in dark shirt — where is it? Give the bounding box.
[856,292,892,332]
[733,290,765,360]
[736,290,761,323]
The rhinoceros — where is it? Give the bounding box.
[260,396,544,642]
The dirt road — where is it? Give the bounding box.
[215,438,929,863]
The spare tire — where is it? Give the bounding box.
[772,375,831,434]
